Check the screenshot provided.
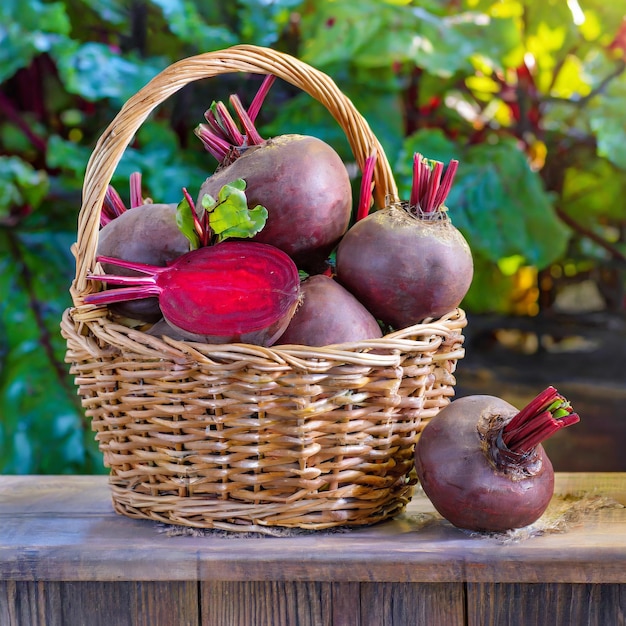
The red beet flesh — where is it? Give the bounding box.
[276,274,383,346]
[415,390,580,532]
[197,134,352,272]
[85,241,301,346]
[336,205,473,328]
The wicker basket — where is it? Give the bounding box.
[61,44,466,531]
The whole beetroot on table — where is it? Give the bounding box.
[414,387,580,532]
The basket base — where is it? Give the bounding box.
[108,478,415,532]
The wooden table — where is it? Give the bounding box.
[1,473,624,625]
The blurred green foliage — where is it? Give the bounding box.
[1,0,625,473]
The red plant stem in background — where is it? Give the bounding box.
[356,152,377,222]
[129,172,143,208]
[502,386,580,454]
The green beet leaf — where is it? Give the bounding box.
[201,178,268,243]
[176,196,201,250]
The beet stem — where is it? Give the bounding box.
[247,75,276,123]
[424,161,443,213]
[229,93,265,146]
[410,153,421,208]
[203,107,231,141]
[194,124,231,161]
[94,254,167,276]
[502,386,580,454]
[432,159,459,209]
[101,184,127,226]
[182,187,209,245]
[129,172,143,209]
[213,100,246,147]
[356,152,377,222]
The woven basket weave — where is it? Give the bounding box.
[61,44,466,531]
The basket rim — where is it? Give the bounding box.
[62,305,466,369]
[70,44,399,308]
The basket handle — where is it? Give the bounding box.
[71,44,399,304]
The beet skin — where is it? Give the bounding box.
[336,205,473,329]
[415,395,555,532]
[197,134,352,272]
[276,275,382,346]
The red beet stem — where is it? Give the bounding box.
[356,152,377,222]
[247,75,276,123]
[93,254,167,277]
[84,282,160,304]
[410,153,421,208]
[502,386,580,454]
[203,107,230,141]
[101,184,127,226]
[182,187,210,247]
[194,124,231,161]
[129,172,143,209]
[423,161,443,213]
[229,93,265,146]
[410,154,459,214]
[213,100,246,147]
[432,160,459,209]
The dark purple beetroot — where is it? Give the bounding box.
[197,134,352,273]
[85,241,301,346]
[275,274,383,346]
[414,388,580,532]
[97,202,190,322]
[336,205,473,328]
[336,154,473,329]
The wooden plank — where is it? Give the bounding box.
[201,581,332,626]
[0,581,198,626]
[1,474,625,583]
[331,582,361,626]
[0,581,62,626]
[467,582,626,626]
[359,582,465,626]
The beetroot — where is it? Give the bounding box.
[336,154,473,329]
[414,387,580,532]
[276,274,382,346]
[195,82,352,272]
[84,241,301,346]
[97,173,191,322]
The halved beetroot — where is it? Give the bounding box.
[85,241,301,346]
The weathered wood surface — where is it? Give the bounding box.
[0,473,624,584]
[0,474,624,625]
